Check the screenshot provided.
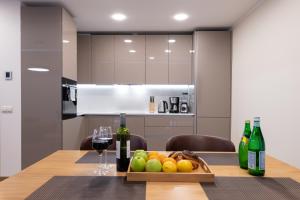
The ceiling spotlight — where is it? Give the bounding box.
[168,39,176,43]
[149,56,155,60]
[27,67,49,72]
[124,39,132,43]
[189,50,195,53]
[111,13,127,21]
[62,40,70,44]
[129,50,136,53]
[173,13,189,21]
[164,49,171,53]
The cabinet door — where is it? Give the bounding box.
[77,34,92,84]
[62,9,77,81]
[169,35,193,84]
[197,117,231,139]
[112,116,145,137]
[86,116,113,135]
[146,35,169,84]
[63,117,87,150]
[145,126,193,150]
[195,31,231,117]
[91,35,115,84]
[145,116,194,127]
[115,35,145,84]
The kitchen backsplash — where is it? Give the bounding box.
[77,85,195,114]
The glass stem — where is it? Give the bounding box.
[98,153,103,170]
[104,149,108,169]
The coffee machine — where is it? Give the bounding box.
[169,97,179,113]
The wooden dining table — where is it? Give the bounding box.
[0,150,300,200]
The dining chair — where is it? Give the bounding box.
[165,135,235,152]
[80,133,147,151]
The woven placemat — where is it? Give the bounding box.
[196,153,239,165]
[201,177,300,200]
[26,176,146,200]
[76,151,116,164]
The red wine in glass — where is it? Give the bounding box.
[92,138,110,154]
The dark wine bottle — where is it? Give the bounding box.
[116,113,130,172]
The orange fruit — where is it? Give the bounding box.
[148,151,159,157]
[162,161,177,173]
[148,154,160,161]
[162,157,177,165]
[158,154,167,164]
[177,160,193,172]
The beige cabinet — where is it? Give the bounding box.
[194,31,231,139]
[115,35,146,84]
[77,34,92,84]
[169,35,193,84]
[91,35,115,84]
[145,116,194,150]
[62,9,77,81]
[63,117,88,150]
[146,35,169,84]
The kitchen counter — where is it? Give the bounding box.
[78,112,195,116]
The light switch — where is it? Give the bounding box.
[0,105,13,113]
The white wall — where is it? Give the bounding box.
[232,0,300,169]
[0,0,21,176]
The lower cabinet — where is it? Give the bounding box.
[63,116,88,150]
[197,117,231,139]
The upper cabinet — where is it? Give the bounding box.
[146,35,169,84]
[115,35,146,84]
[169,35,193,84]
[77,34,92,84]
[77,34,193,85]
[91,35,115,84]
[62,9,77,81]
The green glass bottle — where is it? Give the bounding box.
[116,113,130,172]
[248,117,265,176]
[238,120,251,169]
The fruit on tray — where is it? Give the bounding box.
[130,150,201,173]
[168,150,201,170]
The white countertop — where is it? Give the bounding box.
[77,112,195,116]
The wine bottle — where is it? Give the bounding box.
[248,117,265,176]
[238,120,251,169]
[116,113,130,172]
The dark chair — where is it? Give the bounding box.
[166,135,235,152]
[80,134,147,151]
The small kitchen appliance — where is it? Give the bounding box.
[169,97,179,113]
[158,100,168,113]
[180,100,189,113]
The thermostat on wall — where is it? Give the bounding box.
[5,71,12,80]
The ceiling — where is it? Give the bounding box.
[23,0,263,32]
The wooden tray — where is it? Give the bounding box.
[127,157,214,182]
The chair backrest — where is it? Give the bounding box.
[166,135,235,152]
[80,134,147,151]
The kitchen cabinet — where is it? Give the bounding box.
[91,35,115,84]
[169,35,193,84]
[86,116,113,134]
[63,116,87,150]
[145,35,169,84]
[194,31,231,139]
[115,35,146,84]
[62,9,77,81]
[145,116,194,150]
[77,34,92,84]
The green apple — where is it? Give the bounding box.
[134,151,148,162]
[130,156,146,172]
[145,159,162,172]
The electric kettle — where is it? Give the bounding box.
[158,100,168,113]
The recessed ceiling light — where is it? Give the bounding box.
[164,49,171,53]
[168,39,176,43]
[62,40,70,44]
[27,67,49,72]
[189,50,195,53]
[129,50,136,53]
[173,13,189,21]
[111,13,127,21]
[149,56,155,60]
[124,39,132,43]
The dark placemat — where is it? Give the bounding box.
[76,151,117,164]
[26,176,146,200]
[201,177,300,200]
[196,153,239,165]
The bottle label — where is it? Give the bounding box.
[242,136,249,144]
[127,140,130,158]
[248,151,256,169]
[116,141,120,159]
[259,151,265,170]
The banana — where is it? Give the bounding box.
[168,151,201,170]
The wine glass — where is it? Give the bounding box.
[92,128,110,175]
[99,126,113,172]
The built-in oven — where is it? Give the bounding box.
[62,77,77,120]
